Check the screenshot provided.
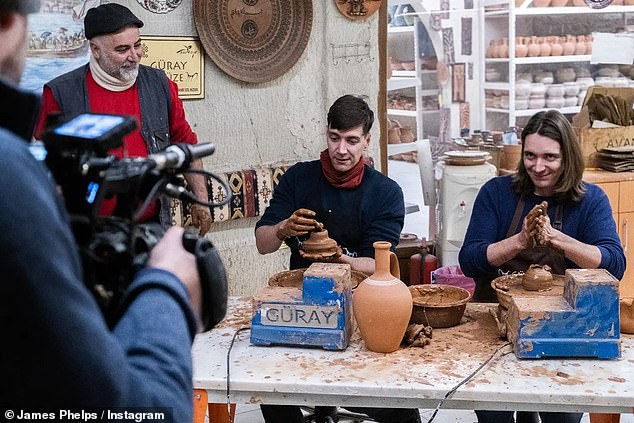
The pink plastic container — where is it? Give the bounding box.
[431,265,475,297]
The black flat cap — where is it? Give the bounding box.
[84,3,144,39]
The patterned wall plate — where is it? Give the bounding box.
[193,0,313,83]
[335,0,381,20]
[138,0,183,14]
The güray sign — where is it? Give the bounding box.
[260,304,341,329]
[141,36,205,99]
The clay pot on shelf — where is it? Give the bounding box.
[572,0,585,5]
[546,96,565,108]
[585,35,593,54]
[563,81,580,96]
[546,84,565,97]
[562,35,576,56]
[539,38,552,57]
[486,40,497,58]
[550,37,563,56]
[388,120,402,145]
[353,241,412,353]
[556,67,576,83]
[533,0,551,6]
[400,126,416,143]
[551,0,568,6]
[530,82,547,96]
[516,37,528,57]
[527,37,541,57]
[516,98,529,110]
[517,71,533,82]
[486,68,502,82]
[497,38,509,58]
[516,80,532,98]
[534,70,554,84]
[528,94,546,109]
[575,36,587,55]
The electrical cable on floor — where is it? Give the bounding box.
[425,341,513,423]
[226,326,251,423]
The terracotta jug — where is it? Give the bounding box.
[515,37,528,57]
[527,37,541,57]
[486,40,497,58]
[539,38,552,57]
[585,35,593,54]
[562,35,576,55]
[575,35,587,55]
[533,0,551,6]
[353,241,412,353]
[550,36,563,56]
[498,38,509,58]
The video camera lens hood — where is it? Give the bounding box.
[183,232,228,331]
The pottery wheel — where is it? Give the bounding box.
[193,0,313,83]
[300,229,342,261]
[492,273,565,311]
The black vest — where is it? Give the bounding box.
[46,64,174,226]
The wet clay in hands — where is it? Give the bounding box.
[299,225,342,261]
[526,201,548,246]
[276,208,320,240]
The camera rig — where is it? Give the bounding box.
[41,113,231,331]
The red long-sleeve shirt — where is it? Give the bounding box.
[34,69,198,217]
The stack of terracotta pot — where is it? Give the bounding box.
[486,35,593,58]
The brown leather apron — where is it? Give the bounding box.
[473,195,567,302]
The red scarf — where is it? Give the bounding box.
[320,149,365,189]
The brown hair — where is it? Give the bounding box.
[511,110,585,201]
[327,95,374,135]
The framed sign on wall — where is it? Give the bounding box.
[141,36,205,100]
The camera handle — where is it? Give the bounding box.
[182,231,228,331]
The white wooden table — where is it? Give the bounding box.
[192,297,634,414]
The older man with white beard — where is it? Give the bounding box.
[34,3,212,235]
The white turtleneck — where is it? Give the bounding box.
[89,54,136,92]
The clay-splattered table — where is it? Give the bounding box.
[192,297,634,413]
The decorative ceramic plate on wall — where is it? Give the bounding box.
[193,0,313,83]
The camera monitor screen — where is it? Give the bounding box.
[44,113,137,153]
[54,114,126,140]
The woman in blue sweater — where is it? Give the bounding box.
[459,110,625,423]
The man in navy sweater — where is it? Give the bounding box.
[255,95,420,423]
[0,1,204,420]
[459,110,625,423]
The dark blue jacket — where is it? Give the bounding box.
[459,175,626,281]
[256,160,405,269]
[0,79,196,421]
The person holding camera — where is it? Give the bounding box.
[0,1,205,420]
[33,3,211,235]
[255,95,421,423]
